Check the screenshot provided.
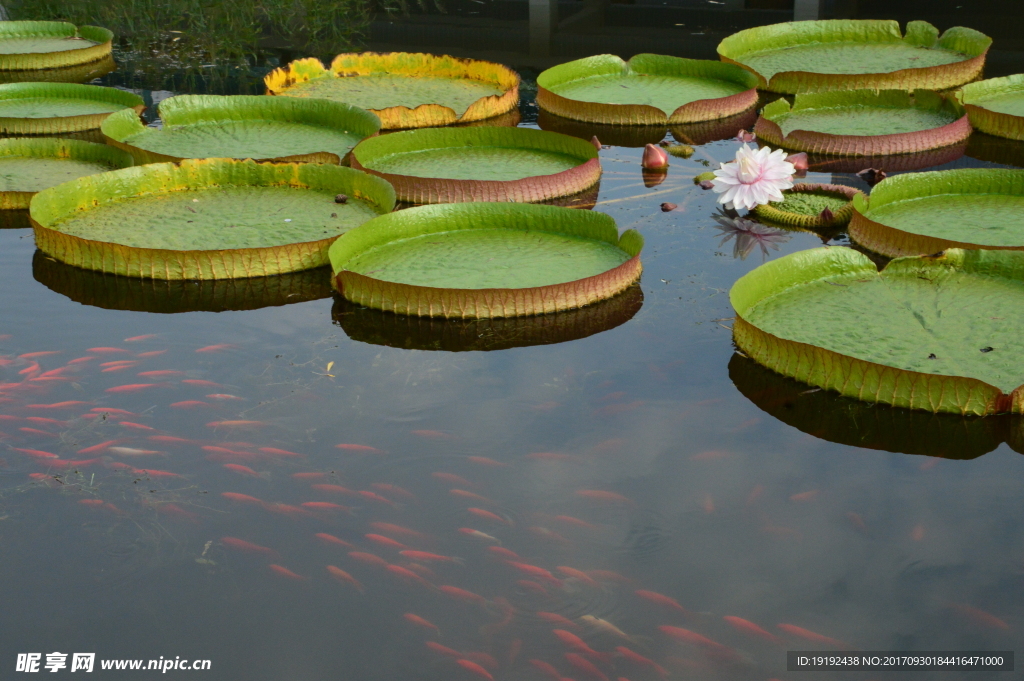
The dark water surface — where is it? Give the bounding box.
[1,64,1024,681]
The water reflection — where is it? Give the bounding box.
[711,210,791,260]
[537,109,758,148]
[729,352,1024,459]
[33,253,334,313]
[966,131,1024,168]
[332,284,643,351]
[0,210,31,230]
[797,142,968,174]
[0,55,117,85]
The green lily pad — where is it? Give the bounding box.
[755,90,969,155]
[0,54,116,85]
[102,94,380,165]
[957,75,1024,141]
[0,138,132,209]
[33,252,333,313]
[850,169,1024,257]
[31,158,396,280]
[0,82,144,134]
[537,54,758,125]
[751,183,862,230]
[351,127,600,204]
[330,203,643,318]
[731,246,1024,415]
[718,20,991,94]
[0,22,113,71]
[265,52,520,129]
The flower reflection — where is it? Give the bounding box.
[712,210,790,260]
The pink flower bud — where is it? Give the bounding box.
[641,143,669,170]
[590,136,601,150]
[735,129,756,143]
[786,152,809,172]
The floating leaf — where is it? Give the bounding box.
[0,82,143,134]
[0,138,132,209]
[752,183,863,229]
[0,21,113,71]
[957,74,1024,141]
[717,20,991,94]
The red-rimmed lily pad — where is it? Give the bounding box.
[536,54,758,126]
[718,20,990,94]
[264,52,519,130]
[0,22,113,71]
[751,183,863,230]
[849,168,1024,257]
[731,246,1024,415]
[957,75,1024,141]
[754,90,970,156]
[0,138,133,209]
[0,82,143,134]
[330,203,643,318]
[350,127,600,204]
[30,158,396,280]
[102,94,380,165]
[799,143,967,174]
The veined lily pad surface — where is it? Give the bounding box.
[350,127,600,204]
[102,94,380,165]
[755,90,970,156]
[731,247,1024,415]
[957,75,1024,141]
[850,168,1024,257]
[751,183,863,230]
[0,138,133,209]
[536,54,758,126]
[31,158,396,280]
[0,22,113,71]
[330,203,643,318]
[0,82,144,134]
[718,20,991,94]
[265,52,519,129]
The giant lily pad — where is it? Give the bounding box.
[849,169,1024,257]
[751,183,863,230]
[330,203,643,318]
[957,75,1024,141]
[31,158,396,280]
[333,283,642,351]
[717,20,991,94]
[0,22,113,71]
[350,127,600,204]
[755,90,970,156]
[264,52,519,130]
[102,94,380,165]
[0,138,133,209]
[0,82,143,134]
[0,54,116,85]
[536,107,758,147]
[33,252,332,312]
[799,143,966,174]
[536,54,758,126]
[731,247,1024,415]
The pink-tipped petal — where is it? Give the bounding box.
[641,143,669,170]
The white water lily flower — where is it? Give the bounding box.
[711,144,795,211]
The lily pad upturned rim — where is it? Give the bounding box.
[751,183,863,229]
[264,52,520,130]
[754,89,971,156]
[0,22,114,71]
[101,94,381,166]
[850,168,1024,257]
[731,246,1024,415]
[957,74,1024,141]
[536,54,759,126]
[30,157,397,280]
[0,82,144,134]
[350,127,601,204]
[717,20,991,94]
[0,137,133,209]
[330,202,644,319]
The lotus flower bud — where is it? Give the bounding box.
[642,143,669,170]
[819,207,835,223]
[735,129,756,143]
[786,152,809,172]
[590,136,602,150]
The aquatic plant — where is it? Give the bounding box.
[711,144,795,211]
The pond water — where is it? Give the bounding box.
[1,49,1023,681]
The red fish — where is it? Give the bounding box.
[358,490,398,507]
[222,537,276,555]
[459,528,499,542]
[456,659,493,681]
[723,616,783,644]
[552,515,598,530]
[326,565,363,591]
[27,401,90,409]
[404,613,440,633]
[439,585,486,604]
[90,407,136,416]
[399,550,463,564]
[19,351,60,359]
[433,472,475,486]
[451,489,493,504]
[366,534,407,550]
[223,464,261,477]
[311,483,353,495]
[25,417,66,426]
[537,612,580,630]
[463,653,499,671]
[78,499,105,507]
[101,365,137,373]
[776,624,850,648]
[170,401,210,409]
[575,490,633,505]
[138,370,184,378]
[130,467,181,478]
[268,564,307,581]
[181,379,221,387]
[508,562,562,587]
[259,447,303,458]
[264,503,311,519]
[615,646,668,676]
[14,448,58,459]
[316,533,355,549]
[371,483,415,500]
[557,566,600,587]
[206,394,244,401]
[553,631,610,662]
[468,508,510,525]
[564,653,609,681]
[67,356,97,365]
[302,502,350,512]
[426,642,462,658]
[196,344,236,353]
[517,580,548,596]
[105,384,160,393]
[530,659,563,681]
[88,347,128,353]
[335,443,384,453]
[635,590,687,613]
[387,564,433,588]
[221,492,263,505]
[119,421,155,431]
[348,551,390,569]
[124,335,158,342]
[156,503,198,522]
[19,427,56,436]
[659,626,738,660]
[149,436,193,444]
[487,547,521,561]
[369,522,427,540]
[136,350,167,358]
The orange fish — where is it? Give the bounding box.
[537,612,579,630]
[463,652,499,671]
[399,550,463,564]
[468,508,510,525]
[19,427,56,436]
[564,653,609,681]
[451,489,493,504]
[101,365,137,373]
[358,490,398,507]
[135,350,167,358]
[181,379,220,387]
[776,624,849,648]
[259,447,303,458]
[426,642,462,658]
[335,443,384,453]
[206,394,244,401]
[88,347,128,353]
[528,527,569,543]
[370,483,415,501]
[433,472,475,487]
[124,334,158,342]
[723,616,782,644]
[365,534,407,550]
[557,566,600,587]
[552,515,598,530]
[119,421,155,431]
[439,585,486,604]
[264,503,311,519]
[387,564,433,588]
[326,565,363,592]
[404,613,440,633]
[315,533,355,549]
[575,490,633,505]
[221,492,263,505]
[459,528,499,543]
[292,472,328,480]
[13,448,58,459]
[508,562,562,587]
[221,537,276,555]
[25,417,66,426]
[155,503,198,522]
[170,401,210,409]
[615,647,668,676]
[105,383,161,393]
[19,351,60,359]
[149,435,192,444]
[223,464,261,477]
[302,502,350,513]
[130,467,181,478]
[348,551,389,569]
[27,401,90,409]
[311,483,353,495]
[487,547,520,561]
[90,407,136,417]
[467,456,506,467]
[529,659,562,681]
[553,630,610,662]
[370,522,427,540]
[406,563,437,579]
[138,370,184,378]
[456,659,493,681]
[659,626,737,660]
[196,344,236,353]
[635,590,687,613]
[66,356,97,365]
[268,564,307,581]
[517,580,548,596]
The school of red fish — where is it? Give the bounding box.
[0,335,1012,680]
